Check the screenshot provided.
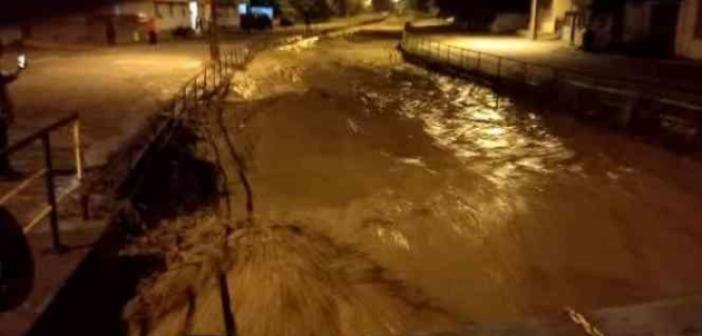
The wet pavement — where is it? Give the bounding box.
[127,38,702,335]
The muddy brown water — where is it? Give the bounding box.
[124,39,702,335]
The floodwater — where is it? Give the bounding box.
[126,39,702,336]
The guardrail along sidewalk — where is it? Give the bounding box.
[400,33,702,135]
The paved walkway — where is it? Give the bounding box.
[0,40,216,336]
[428,34,702,94]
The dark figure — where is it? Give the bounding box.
[106,18,117,45]
[304,11,311,31]
[147,18,159,45]
[0,53,23,178]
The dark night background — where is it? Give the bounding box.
[1,0,535,25]
[1,0,118,24]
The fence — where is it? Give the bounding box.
[0,47,252,253]
[399,33,702,129]
[120,47,253,183]
[0,113,82,252]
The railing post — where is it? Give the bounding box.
[72,120,83,181]
[42,134,63,253]
[182,86,188,116]
[218,271,237,336]
[204,67,209,90]
[497,57,502,82]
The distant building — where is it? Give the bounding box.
[676,0,702,59]
[2,0,241,45]
[529,0,591,46]
[530,0,702,60]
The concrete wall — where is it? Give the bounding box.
[537,0,574,34]
[491,13,530,33]
[676,0,702,59]
[28,15,95,44]
[23,1,198,45]
[154,1,193,31]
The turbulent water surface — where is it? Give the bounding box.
[125,39,702,336]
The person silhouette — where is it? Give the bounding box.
[0,47,23,179]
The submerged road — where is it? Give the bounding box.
[130,38,702,336]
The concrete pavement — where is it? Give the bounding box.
[425,34,702,94]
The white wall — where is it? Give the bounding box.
[537,0,574,35]
[154,1,193,30]
[676,0,702,59]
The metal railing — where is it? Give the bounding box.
[121,47,253,179]
[399,33,702,115]
[169,48,252,120]
[0,113,83,252]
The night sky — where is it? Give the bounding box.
[1,0,117,24]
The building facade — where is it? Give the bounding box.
[676,0,702,59]
[5,0,241,45]
[531,0,699,59]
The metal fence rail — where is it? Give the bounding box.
[123,47,253,180]
[0,113,82,252]
[399,33,702,124]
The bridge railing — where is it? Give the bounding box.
[0,113,83,252]
[399,33,702,121]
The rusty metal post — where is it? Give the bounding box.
[42,134,63,253]
[497,57,502,82]
[72,120,83,181]
[204,67,209,91]
[218,271,237,336]
[182,86,188,117]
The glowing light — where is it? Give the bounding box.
[189,1,199,32]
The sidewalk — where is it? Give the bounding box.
[428,34,702,94]
[0,40,226,336]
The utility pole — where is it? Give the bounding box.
[530,0,540,40]
[209,0,221,61]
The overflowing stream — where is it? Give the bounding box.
[123,38,702,336]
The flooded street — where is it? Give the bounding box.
[126,38,702,335]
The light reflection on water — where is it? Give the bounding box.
[371,67,577,190]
